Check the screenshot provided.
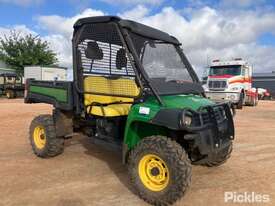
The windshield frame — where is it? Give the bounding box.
[118,26,202,105]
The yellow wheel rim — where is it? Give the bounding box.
[138,154,169,192]
[33,126,46,149]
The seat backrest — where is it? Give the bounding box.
[85,41,103,60]
[116,48,127,70]
[83,76,140,106]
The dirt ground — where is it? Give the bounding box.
[0,99,275,206]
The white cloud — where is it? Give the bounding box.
[119,5,149,19]
[35,8,106,72]
[43,34,72,67]
[37,8,105,38]
[2,5,275,77]
[220,0,266,8]
[0,0,43,6]
[100,0,163,6]
[119,6,275,74]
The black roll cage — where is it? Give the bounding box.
[72,16,200,113]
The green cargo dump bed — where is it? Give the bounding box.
[25,79,74,110]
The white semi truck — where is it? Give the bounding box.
[204,58,258,109]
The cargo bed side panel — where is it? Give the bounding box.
[25,80,74,111]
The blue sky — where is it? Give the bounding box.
[0,0,275,74]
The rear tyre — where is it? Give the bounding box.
[29,115,64,158]
[202,141,233,167]
[236,92,244,109]
[128,136,192,206]
[6,90,15,99]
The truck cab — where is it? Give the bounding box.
[204,59,258,109]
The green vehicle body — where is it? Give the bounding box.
[29,85,68,103]
[27,83,217,152]
[25,15,235,163]
[25,16,236,206]
[124,95,214,149]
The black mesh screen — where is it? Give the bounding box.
[77,23,135,77]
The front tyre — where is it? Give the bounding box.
[236,92,244,109]
[128,136,192,206]
[29,115,64,158]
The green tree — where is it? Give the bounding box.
[0,31,58,75]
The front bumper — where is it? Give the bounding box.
[184,103,235,161]
[205,91,240,103]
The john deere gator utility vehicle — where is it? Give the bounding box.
[25,16,235,206]
[0,73,24,98]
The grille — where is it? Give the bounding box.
[202,106,226,124]
[192,106,227,126]
[208,80,227,89]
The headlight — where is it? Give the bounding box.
[230,95,236,100]
[181,112,192,126]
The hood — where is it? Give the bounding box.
[161,95,215,110]
[145,94,215,111]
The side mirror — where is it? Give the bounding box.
[85,41,103,60]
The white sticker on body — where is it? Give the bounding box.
[139,107,150,115]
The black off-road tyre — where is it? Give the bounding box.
[203,141,233,167]
[29,115,64,158]
[236,92,244,109]
[6,90,15,99]
[254,96,258,106]
[128,136,192,206]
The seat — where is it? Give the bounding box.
[84,76,140,116]
[83,46,139,117]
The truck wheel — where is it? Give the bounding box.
[236,93,244,109]
[128,136,191,206]
[254,96,258,106]
[6,90,15,99]
[203,141,233,167]
[29,115,64,158]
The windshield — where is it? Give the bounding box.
[209,65,241,76]
[141,42,193,82]
[129,32,201,95]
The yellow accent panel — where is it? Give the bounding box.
[84,76,140,116]
[88,104,132,117]
[84,94,133,106]
[84,76,140,97]
[138,154,170,192]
